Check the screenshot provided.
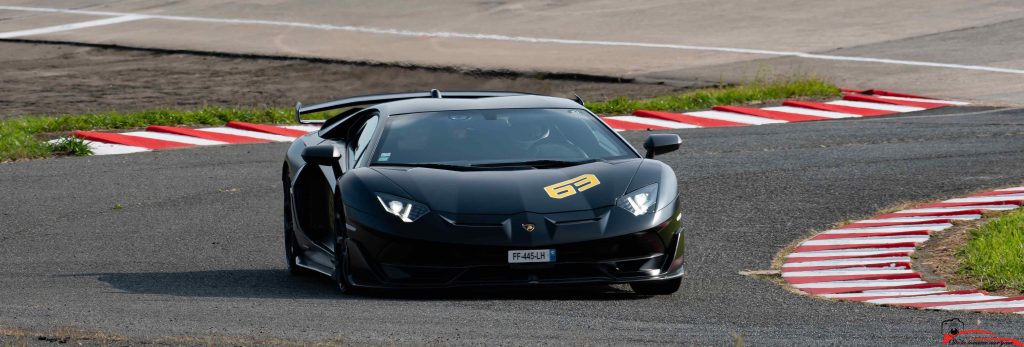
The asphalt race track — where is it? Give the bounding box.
[2,106,1023,345]
[2,1,1024,103]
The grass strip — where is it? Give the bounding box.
[0,77,838,162]
[960,208,1024,293]
[585,76,839,114]
[0,107,298,161]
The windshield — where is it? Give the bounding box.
[369,108,636,167]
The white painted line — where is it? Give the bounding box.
[281,125,321,132]
[825,100,925,113]
[854,215,981,224]
[898,205,1021,214]
[867,293,1003,305]
[801,235,930,246]
[822,223,951,234]
[793,279,925,289]
[931,299,1024,311]
[787,247,916,258]
[996,186,1024,192]
[686,110,786,125]
[943,194,1024,203]
[783,267,913,278]
[5,6,1021,75]
[782,257,911,268]
[87,141,151,155]
[0,14,148,39]
[876,96,970,105]
[821,288,948,299]
[762,106,860,119]
[200,127,296,142]
[122,131,227,146]
[604,116,700,129]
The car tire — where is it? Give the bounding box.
[629,277,682,295]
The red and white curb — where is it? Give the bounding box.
[53,89,966,156]
[51,121,320,156]
[603,89,969,131]
[781,186,1024,314]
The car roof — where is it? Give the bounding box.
[374,95,585,116]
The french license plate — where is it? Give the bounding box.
[508,249,556,263]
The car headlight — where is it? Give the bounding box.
[375,193,430,222]
[616,183,658,216]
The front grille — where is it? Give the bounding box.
[375,230,665,267]
[363,230,667,285]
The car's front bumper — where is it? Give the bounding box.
[341,203,685,289]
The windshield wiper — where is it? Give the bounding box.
[372,162,478,171]
[470,159,601,168]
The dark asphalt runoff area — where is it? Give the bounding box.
[1,106,1023,345]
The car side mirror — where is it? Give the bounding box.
[301,144,343,166]
[643,134,682,159]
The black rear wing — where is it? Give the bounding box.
[294,90,531,124]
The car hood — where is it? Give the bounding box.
[370,159,643,214]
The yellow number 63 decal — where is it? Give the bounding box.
[544,174,601,199]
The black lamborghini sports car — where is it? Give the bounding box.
[282,90,685,294]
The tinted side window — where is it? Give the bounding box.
[351,114,380,165]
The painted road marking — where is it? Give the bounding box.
[198,127,297,142]
[781,100,891,117]
[712,105,829,122]
[85,142,150,155]
[761,106,860,119]
[844,94,949,108]
[281,125,322,132]
[854,215,981,224]
[0,14,148,39]
[943,194,1024,203]
[792,279,927,289]
[923,201,1024,208]
[122,131,227,146]
[875,209,987,219]
[146,126,271,144]
[812,231,929,241]
[782,267,914,278]
[836,219,954,228]
[604,116,699,129]
[875,96,970,106]
[227,121,311,137]
[781,257,912,269]
[74,131,194,149]
[601,117,668,130]
[821,288,948,299]
[787,247,916,259]
[2,5,1023,75]
[822,223,952,234]
[931,299,1024,311]
[633,110,746,127]
[800,235,931,246]
[685,110,787,125]
[898,205,1019,214]
[969,188,1024,197]
[867,293,1003,305]
[825,100,925,113]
